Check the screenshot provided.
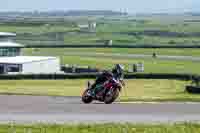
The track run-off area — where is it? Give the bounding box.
[1,95,200,124]
[63,52,200,62]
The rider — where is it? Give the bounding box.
[89,64,125,97]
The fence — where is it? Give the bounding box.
[0,73,197,80]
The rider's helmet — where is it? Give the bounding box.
[112,64,124,80]
[115,64,124,73]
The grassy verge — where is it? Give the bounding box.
[49,56,200,74]
[2,18,200,45]
[24,49,200,74]
[0,25,77,34]
[58,56,200,74]
[23,48,200,57]
[64,34,200,45]
[0,79,199,102]
[1,123,200,133]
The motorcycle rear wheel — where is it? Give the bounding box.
[82,89,93,104]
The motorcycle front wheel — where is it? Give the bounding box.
[104,88,119,104]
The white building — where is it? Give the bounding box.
[88,22,96,30]
[78,22,96,30]
[0,32,61,74]
[0,56,60,74]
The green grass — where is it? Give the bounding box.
[96,20,200,33]
[58,56,200,74]
[62,32,200,45]
[0,79,86,96]
[23,48,200,57]
[23,48,200,74]
[64,33,101,44]
[2,18,200,45]
[0,79,199,102]
[0,25,78,34]
[22,48,200,74]
[1,123,200,133]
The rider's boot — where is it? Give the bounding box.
[88,83,103,98]
[93,84,103,97]
[88,84,96,97]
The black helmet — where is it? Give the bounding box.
[114,64,124,74]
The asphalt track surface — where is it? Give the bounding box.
[63,52,200,62]
[1,95,200,124]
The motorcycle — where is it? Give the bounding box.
[81,78,122,104]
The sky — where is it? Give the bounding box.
[1,0,200,13]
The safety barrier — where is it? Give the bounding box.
[24,44,200,48]
[0,73,197,80]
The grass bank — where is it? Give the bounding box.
[23,48,200,74]
[1,123,200,133]
[0,79,198,102]
[51,56,200,74]
[2,19,200,45]
[23,48,200,57]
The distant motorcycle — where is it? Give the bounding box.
[82,78,122,104]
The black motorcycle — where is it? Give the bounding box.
[82,78,122,104]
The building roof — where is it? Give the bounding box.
[78,24,89,28]
[0,56,58,64]
[0,32,16,37]
[0,42,24,48]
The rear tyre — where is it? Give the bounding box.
[104,88,119,104]
[82,89,93,104]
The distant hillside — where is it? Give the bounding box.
[185,12,200,16]
[0,10,127,17]
[63,10,127,16]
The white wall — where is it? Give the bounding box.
[22,58,60,74]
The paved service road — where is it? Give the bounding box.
[1,95,200,124]
[63,52,200,62]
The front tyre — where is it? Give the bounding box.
[82,89,93,104]
[104,88,119,104]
